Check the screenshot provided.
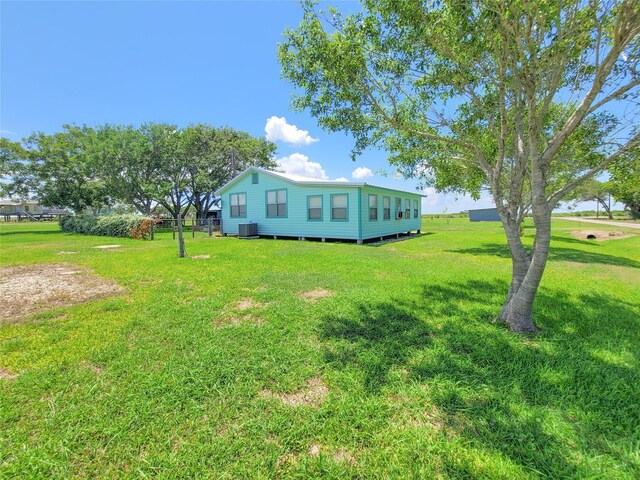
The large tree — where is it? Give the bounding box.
[1,126,111,213]
[607,153,640,218]
[182,125,277,220]
[568,178,614,218]
[92,125,162,215]
[279,0,640,332]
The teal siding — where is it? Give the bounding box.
[218,168,423,241]
[360,186,422,240]
[220,172,359,239]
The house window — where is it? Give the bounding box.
[331,194,348,221]
[230,193,246,218]
[383,196,390,220]
[414,199,419,218]
[368,194,378,221]
[252,173,259,184]
[395,197,403,219]
[308,195,322,221]
[405,199,411,219]
[266,189,287,217]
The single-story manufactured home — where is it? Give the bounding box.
[468,207,501,222]
[215,167,425,243]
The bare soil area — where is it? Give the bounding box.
[260,377,329,408]
[297,289,334,303]
[571,230,635,241]
[0,367,19,380]
[0,263,126,323]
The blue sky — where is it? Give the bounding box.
[0,1,613,213]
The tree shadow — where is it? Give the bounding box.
[318,279,640,476]
[549,234,603,246]
[448,243,640,268]
[0,230,64,236]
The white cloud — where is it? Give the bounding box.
[334,177,350,183]
[352,167,373,179]
[265,116,319,145]
[276,153,328,180]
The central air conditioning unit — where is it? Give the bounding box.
[238,223,258,238]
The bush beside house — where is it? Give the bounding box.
[60,214,154,239]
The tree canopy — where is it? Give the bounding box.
[1,123,277,218]
[279,0,639,332]
[607,153,640,218]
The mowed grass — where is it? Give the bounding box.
[1,219,639,479]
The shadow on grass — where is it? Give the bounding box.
[549,234,603,246]
[448,243,640,268]
[318,279,640,476]
[366,232,435,247]
[0,230,64,236]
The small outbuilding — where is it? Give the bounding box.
[215,167,425,244]
[468,207,501,222]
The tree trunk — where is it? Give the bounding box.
[499,202,552,333]
[177,213,185,258]
[499,221,531,321]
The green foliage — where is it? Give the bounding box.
[607,154,640,218]
[2,127,111,212]
[60,214,154,239]
[278,1,638,199]
[279,0,639,330]
[3,123,277,219]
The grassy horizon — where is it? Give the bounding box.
[1,218,639,478]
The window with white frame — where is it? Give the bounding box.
[383,196,390,220]
[266,189,287,217]
[395,197,403,218]
[331,194,348,221]
[405,199,411,219]
[368,194,378,220]
[230,193,246,218]
[414,199,419,218]
[308,195,322,221]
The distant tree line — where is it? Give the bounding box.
[0,123,277,219]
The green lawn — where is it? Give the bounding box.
[1,219,639,478]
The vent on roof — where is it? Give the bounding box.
[252,173,259,184]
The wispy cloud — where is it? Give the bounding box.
[265,116,318,146]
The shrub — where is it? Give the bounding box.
[60,214,154,239]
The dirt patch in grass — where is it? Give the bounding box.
[297,289,334,303]
[81,361,104,376]
[191,255,210,259]
[571,230,634,241]
[260,377,329,408]
[57,251,78,255]
[277,444,355,467]
[214,297,269,326]
[94,244,121,249]
[0,263,126,323]
[0,367,19,380]
[215,313,263,327]
[237,297,267,311]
